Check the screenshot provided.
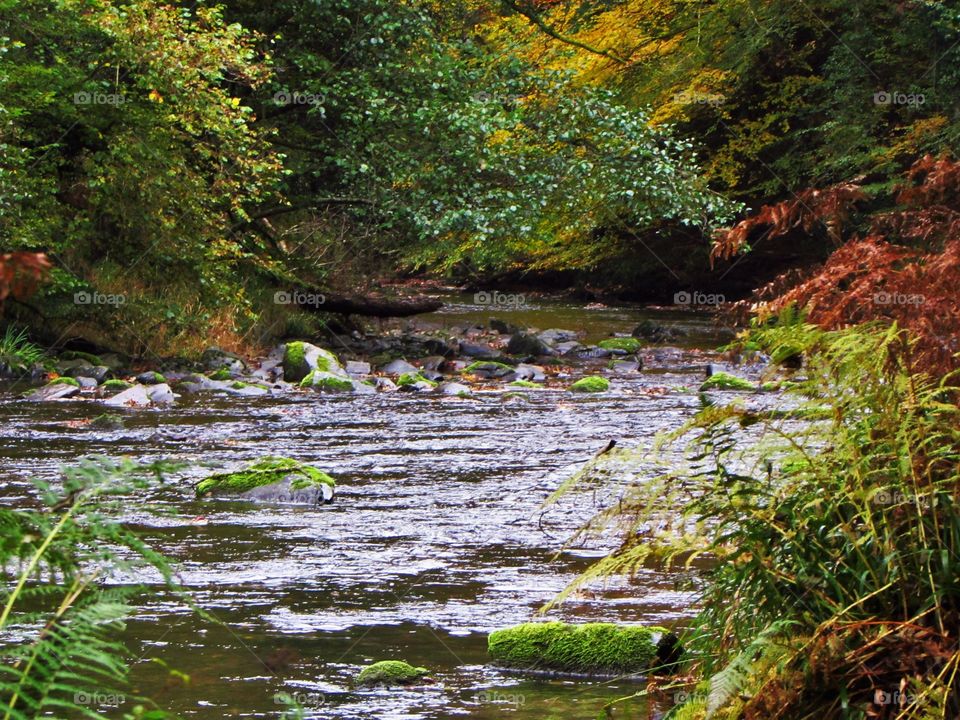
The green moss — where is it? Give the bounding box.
[569,376,610,393]
[759,381,780,392]
[508,380,541,388]
[210,368,232,381]
[397,372,437,387]
[699,372,757,391]
[196,457,334,498]
[231,380,268,390]
[49,376,80,387]
[102,379,132,392]
[463,360,513,373]
[151,371,167,384]
[355,660,429,687]
[598,337,642,353]
[487,622,664,674]
[61,350,102,366]
[300,371,353,391]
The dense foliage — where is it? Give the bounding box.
[554,319,960,718]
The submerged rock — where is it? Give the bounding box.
[598,337,643,354]
[459,340,500,359]
[699,371,757,391]
[355,660,430,687]
[487,622,673,675]
[103,384,152,407]
[25,381,80,401]
[196,457,335,504]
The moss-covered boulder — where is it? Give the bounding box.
[569,376,610,393]
[699,371,757,391]
[598,337,643,354]
[282,341,345,383]
[487,622,674,675]
[300,370,356,392]
[355,660,430,687]
[196,457,335,504]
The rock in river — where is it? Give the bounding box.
[196,457,335,505]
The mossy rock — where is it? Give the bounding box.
[397,372,438,388]
[463,360,514,374]
[300,370,354,392]
[598,337,642,353]
[89,413,124,430]
[49,376,80,387]
[196,457,335,501]
[569,376,610,393]
[209,368,233,381]
[355,660,430,687]
[508,380,541,388]
[699,372,757,391]
[487,622,672,675]
[102,379,133,393]
[231,380,268,390]
[283,341,343,383]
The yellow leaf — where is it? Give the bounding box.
[148,89,164,103]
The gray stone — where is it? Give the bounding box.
[381,359,419,375]
[26,383,80,401]
[420,369,444,382]
[440,382,471,396]
[374,377,398,392]
[555,341,582,355]
[507,332,554,358]
[418,355,446,371]
[146,383,177,405]
[103,384,152,407]
[202,347,247,374]
[345,360,372,376]
[515,364,547,382]
[610,359,642,373]
[538,328,580,345]
[575,346,612,359]
[459,341,500,359]
[75,376,99,389]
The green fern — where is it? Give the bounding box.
[0,458,186,720]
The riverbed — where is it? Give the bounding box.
[0,295,733,720]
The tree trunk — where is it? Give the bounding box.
[296,288,443,318]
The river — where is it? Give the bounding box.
[0,294,734,720]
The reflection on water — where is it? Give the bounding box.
[0,300,736,719]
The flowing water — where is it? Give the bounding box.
[0,295,741,720]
